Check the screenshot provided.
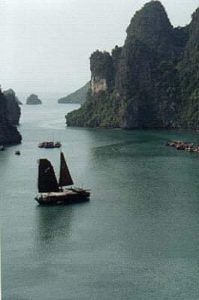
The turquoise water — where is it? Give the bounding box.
[1,103,199,300]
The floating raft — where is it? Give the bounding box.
[166,141,199,153]
[38,141,61,148]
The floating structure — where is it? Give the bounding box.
[166,141,199,153]
[38,141,61,149]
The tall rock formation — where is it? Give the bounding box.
[67,1,199,129]
[4,89,21,125]
[0,89,22,145]
[179,8,199,128]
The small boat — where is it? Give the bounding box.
[15,150,21,155]
[38,141,61,148]
[35,152,90,205]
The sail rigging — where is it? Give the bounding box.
[59,152,74,187]
[36,152,90,204]
[38,159,59,193]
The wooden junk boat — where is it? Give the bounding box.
[35,152,90,205]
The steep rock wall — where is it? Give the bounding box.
[67,1,199,129]
[0,89,22,145]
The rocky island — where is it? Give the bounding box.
[0,88,22,145]
[26,94,42,105]
[58,82,89,104]
[67,1,199,129]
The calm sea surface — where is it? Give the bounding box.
[1,103,199,300]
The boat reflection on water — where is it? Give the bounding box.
[35,205,74,247]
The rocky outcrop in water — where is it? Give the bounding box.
[4,89,21,125]
[58,82,90,104]
[0,89,22,145]
[26,94,42,105]
[66,1,199,129]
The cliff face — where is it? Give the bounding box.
[4,89,21,125]
[0,89,22,145]
[179,8,199,128]
[90,51,114,94]
[67,1,199,129]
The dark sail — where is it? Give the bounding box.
[59,152,74,187]
[38,159,59,193]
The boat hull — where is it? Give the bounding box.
[35,188,90,205]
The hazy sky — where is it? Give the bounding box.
[0,0,198,100]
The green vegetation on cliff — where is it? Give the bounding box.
[67,90,122,127]
[179,8,199,128]
[67,1,199,129]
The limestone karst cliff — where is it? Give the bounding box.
[0,89,22,145]
[179,7,199,128]
[66,1,199,129]
[4,89,21,125]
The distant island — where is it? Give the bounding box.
[0,88,22,145]
[58,82,90,104]
[67,1,199,129]
[26,94,42,105]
